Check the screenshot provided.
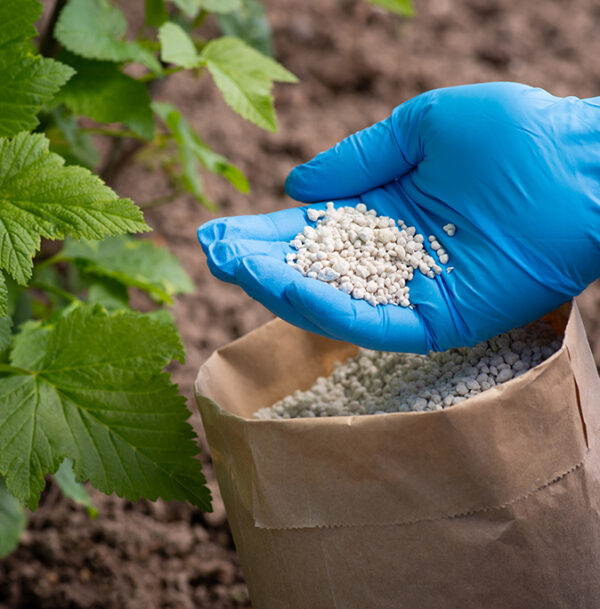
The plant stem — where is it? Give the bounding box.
[138,66,183,83]
[39,0,66,57]
[30,281,81,304]
[192,9,209,28]
[35,252,65,273]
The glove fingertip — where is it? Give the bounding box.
[197,219,225,251]
[285,165,313,202]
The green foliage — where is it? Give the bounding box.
[0,132,147,288]
[218,0,273,57]
[158,25,296,131]
[171,0,242,18]
[56,55,155,140]
[0,0,74,137]
[62,236,194,305]
[0,479,26,558]
[87,277,129,309]
[153,101,249,207]
[0,0,40,49]
[55,0,162,73]
[0,304,210,511]
[145,0,168,26]
[159,22,199,69]
[54,459,98,518]
[0,315,11,350]
[366,0,414,16]
[0,0,411,557]
[203,37,297,131]
[46,106,100,169]
[200,0,243,13]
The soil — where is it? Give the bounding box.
[2,0,600,607]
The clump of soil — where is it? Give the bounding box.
[2,0,600,607]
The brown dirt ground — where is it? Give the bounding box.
[2,0,600,607]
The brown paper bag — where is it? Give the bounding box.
[194,302,600,609]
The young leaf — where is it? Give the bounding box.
[54,458,98,518]
[200,36,297,132]
[0,132,148,288]
[0,304,211,511]
[56,56,155,140]
[47,106,100,169]
[153,101,249,207]
[0,478,26,559]
[55,0,162,74]
[365,0,414,16]
[145,0,168,26]
[0,0,74,137]
[159,22,199,69]
[217,0,274,57]
[62,235,194,305]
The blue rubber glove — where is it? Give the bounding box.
[198,82,600,353]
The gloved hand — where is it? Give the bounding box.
[198,82,600,353]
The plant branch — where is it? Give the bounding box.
[39,0,66,58]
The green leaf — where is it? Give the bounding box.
[62,235,193,305]
[0,317,11,351]
[0,0,41,50]
[0,478,26,558]
[200,36,297,132]
[170,0,241,17]
[159,22,199,69]
[169,0,200,18]
[55,0,162,73]
[199,0,242,12]
[87,277,129,309]
[56,55,155,140]
[0,132,148,287]
[5,275,32,329]
[0,304,211,511]
[153,101,249,207]
[0,53,74,138]
[0,0,74,137]
[365,0,414,16]
[47,106,100,169]
[145,0,168,26]
[0,274,7,318]
[54,458,97,518]
[218,0,273,57]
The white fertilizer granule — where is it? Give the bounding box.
[254,320,562,419]
[286,202,446,307]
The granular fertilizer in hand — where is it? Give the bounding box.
[286,202,453,307]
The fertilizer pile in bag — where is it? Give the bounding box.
[254,320,561,419]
